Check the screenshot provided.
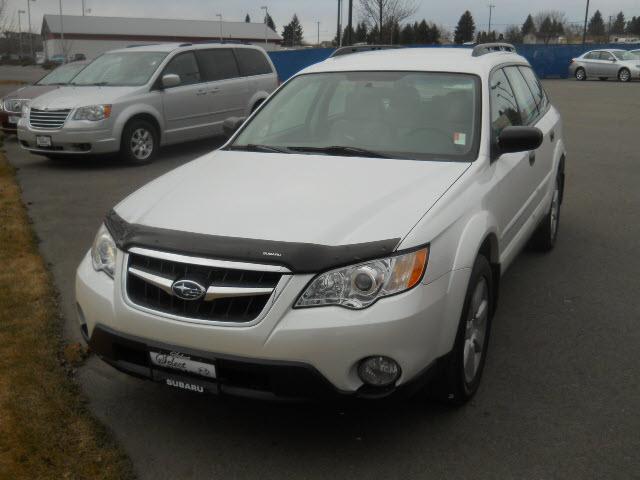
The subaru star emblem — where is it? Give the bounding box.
[171,279,206,301]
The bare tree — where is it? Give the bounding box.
[533,10,566,32]
[358,0,418,43]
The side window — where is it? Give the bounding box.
[234,49,273,77]
[163,52,201,86]
[519,66,548,113]
[195,49,240,81]
[490,68,521,136]
[599,51,614,61]
[584,52,597,60]
[504,66,539,125]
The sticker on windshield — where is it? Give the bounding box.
[453,132,467,146]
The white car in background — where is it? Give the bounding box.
[18,43,277,163]
[77,43,566,404]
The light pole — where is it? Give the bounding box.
[59,0,65,62]
[336,0,341,46]
[26,0,35,59]
[18,10,25,59]
[582,0,590,45]
[488,4,495,35]
[81,0,85,15]
[346,0,353,45]
[317,21,320,46]
[216,13,223,42]
[261,6,268,47]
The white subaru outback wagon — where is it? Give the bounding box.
[77,44,566,403]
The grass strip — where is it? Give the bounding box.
[0,151,136,479]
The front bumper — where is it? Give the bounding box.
[17,119,119,155]
[76,250,470,400]
[0,111,19,133]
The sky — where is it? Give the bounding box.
[4,0,640,43]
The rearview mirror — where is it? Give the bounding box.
[223,116,246,137]
[161,73,181,89]
[496,126,543,156]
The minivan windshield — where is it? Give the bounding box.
[36,62,86,85]
[230,71,480,161]
[71,52,167,87]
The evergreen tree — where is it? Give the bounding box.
[341,25,356,45]
[454,11,476,44]
[245,14,251,23]
[627,17,640,35]
[428,24,441,44]
[612,12,625,35]
[390,21,401,44]
[521,14,536,37]
[416,19,429,44]
[587,10,605,38]
[281,14,304,47]
[505,25,524,44]
[355,21,368,43]
[264,13,276,32]
[399,23,415,45]
[367,25,380,44]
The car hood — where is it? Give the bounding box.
[29,85,140,110]
[114,150,470,247]
[2,84,60,101]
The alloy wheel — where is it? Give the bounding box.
[130,128,154,161]
[463,277,489,385]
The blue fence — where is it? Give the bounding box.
[269,43,640,81]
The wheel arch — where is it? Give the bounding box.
[114,106,164,148]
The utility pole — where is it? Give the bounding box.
[261,6,268,47]
[27,0,35,59]
[59,0,65,62]
[216,13,223,42]
[18,10,25,59]
[317,21,320,45]
[488,4,495,35]
[582,0,589,45]
[336,0,342,46]
[81,0,85,15]
[608,15,613,42]
[346,0,353,46]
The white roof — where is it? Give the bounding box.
[42,14,281,41]
[301,48,529,77]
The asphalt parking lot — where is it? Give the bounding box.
[3,80,640,479]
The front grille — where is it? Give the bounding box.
[29,108,71,129]
[126,252,283,323]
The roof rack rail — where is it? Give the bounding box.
[330,45,404,58]
[126,43,160,48]
[471,42,516,57]
[179,43,193,47]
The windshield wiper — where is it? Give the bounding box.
[287,145,391,159]
[228,144,293,154]
[70,81,110,86]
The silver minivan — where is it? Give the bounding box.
[17,43,278,163]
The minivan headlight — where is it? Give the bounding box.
[91,224,116,277]
[295,247,429,310]
[74,104,112,121]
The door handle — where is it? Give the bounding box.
[529,151,536,166]
[550,130,555,142]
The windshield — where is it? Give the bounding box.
[37,62,86,85]
[612,51,637,61]
[71,52,167,86]
[230,71,480,161]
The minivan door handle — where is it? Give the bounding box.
[529,151,536,166]
[550,130,555,142]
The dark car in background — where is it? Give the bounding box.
[0,61,88,133]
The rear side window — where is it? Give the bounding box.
[504,66,539,125]
[164,52,201,86]
[490,69,521,136]
[235,49,273,76]
[598,51,614,61]
[519,66,548,113]
[583,52,598,60]
[196,49,240,81]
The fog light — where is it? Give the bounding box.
[358,356,400,387]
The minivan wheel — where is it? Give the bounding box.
[618,68,631,83]
[121,119,158,164]
[428,255,493,405]
[575,68,586,81]
[529,173,562,252]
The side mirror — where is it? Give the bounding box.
[223,116,246,137]
[496,126,543,156]
[161,73,181,89]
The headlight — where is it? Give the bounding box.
[2,98,29,114]
[73,104,112,121]
[295,247,429,310]
[91,224,116,277]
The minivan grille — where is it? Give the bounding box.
[29,108,71,129]
[126,252,283,323]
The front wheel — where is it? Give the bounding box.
[575,68,586,81]
[429,255,494,405]
[120,119,158,165]
[529,173,562,251]
[618,68,631,83]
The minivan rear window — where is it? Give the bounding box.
[235,49,273,77]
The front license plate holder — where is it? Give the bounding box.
[149,350,217,379]
[36,135,52,147]
[8,115,20,124]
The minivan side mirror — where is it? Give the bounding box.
[495,126,543,157]
[223,117,246,137]
[161,74,181,89]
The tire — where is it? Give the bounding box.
[529,171,562,252]
[599,77,608,81]
[251,100,264,113]
[428,255,494,405]
[618,68,631,83]
[120,119,158,165]
[575,68,586,81]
